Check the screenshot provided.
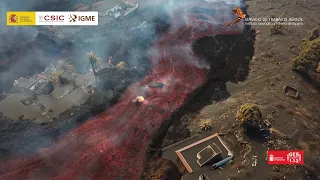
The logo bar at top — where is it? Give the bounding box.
[7,11,99,26]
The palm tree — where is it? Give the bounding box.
[50,70,69,86]
[56,59,75,75]
[87,50,100,82]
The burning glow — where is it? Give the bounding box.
[137,96,144,102]
[132,96,145,103]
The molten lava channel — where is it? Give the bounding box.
[0,1,244,179]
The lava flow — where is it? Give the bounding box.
[0,1,244,180]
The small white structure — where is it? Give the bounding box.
[105,1,139,19]
[114,12,121,18]
[13,77,35,88]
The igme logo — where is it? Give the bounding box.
[69,14,77,22]
[69,14,96,22]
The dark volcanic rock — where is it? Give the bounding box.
[141,158,181,180]
[0,116,57,160]
[97,67,140,92]
[192,31,255,82]
[148,82,165,88]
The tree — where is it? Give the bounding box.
[56,59,75,78]
[292,38,320,72]
[87,50,100,82]
[292,26,320,86]
[236,103,263,132]
[50,70,69,86]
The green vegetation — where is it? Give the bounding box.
[198,118,212,133]
[292,26,320,73]
[236,103,263,131]
[50,70,69,86]
[56,59,75,75]
[50,59,74,86]
[269,14,286,35]
[270,24,284,35]
[307,26,320,41]
[87,50,100,82]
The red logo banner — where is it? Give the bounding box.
[268,150,304,165]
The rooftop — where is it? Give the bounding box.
[162,133,233,179]
[0,67,94,123]
[13,77,35,89]
[0,93,50,122]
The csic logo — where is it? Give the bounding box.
[68,14,96,22]
[9,14,18,23]
[39,15,64,22]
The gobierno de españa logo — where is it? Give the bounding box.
[7,12,36,26]
[9,14,18,23]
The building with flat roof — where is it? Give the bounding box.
[162,133,233,179]
[0,67,93,123]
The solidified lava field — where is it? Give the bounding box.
[0,1,247,179]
